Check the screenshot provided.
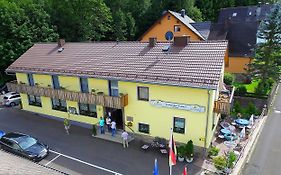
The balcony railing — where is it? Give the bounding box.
[213,87,235,115]
[7,81,128,109]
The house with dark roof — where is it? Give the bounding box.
[208,4,273,74]
[139,9,211,42]
[6,36,230,150]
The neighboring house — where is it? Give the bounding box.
[139,9,211,42]
[6,37,229,150]
[208,4,273,74]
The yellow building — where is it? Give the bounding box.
[6,37,229,151]
[139,9,210,42]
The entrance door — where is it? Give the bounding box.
[105,107,123,130]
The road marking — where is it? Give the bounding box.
[49,150,123,175]
[274,110,281,114]
[45,154,61,166]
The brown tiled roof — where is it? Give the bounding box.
[6,41,228,89]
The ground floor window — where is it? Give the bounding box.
[28,95,42,107]
[51,98,67,112]
[138,123,149,134]
[78,103,97,118]
[173,117,185,134]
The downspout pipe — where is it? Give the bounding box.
[204,90,211,157]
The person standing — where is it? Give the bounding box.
[121,130,129,148]
[111,120,116,137]
[106,116,111,132]
[64,117,70,135]
[99,117,105,134]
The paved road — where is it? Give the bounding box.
[242,84,281,175]
[0,108,202,175]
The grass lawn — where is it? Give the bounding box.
[233,80,260,93]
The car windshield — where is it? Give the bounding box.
[18,136,37,150]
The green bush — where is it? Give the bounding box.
[232,101,242,115]
[213,156,227,170]
[244,102,258,118]
[208,146,220,157]
[92,124,97,136]
[255,82,267,95]
[235,85,247,96]
[185,140,194,158]
[227,151,237,168]
[177,145,186,157]
[224,73,235,85]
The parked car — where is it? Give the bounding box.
[0,132,49,161]
[2,92,21,106]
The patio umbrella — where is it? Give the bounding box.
[239,126,246,139]
[249,114,254,126]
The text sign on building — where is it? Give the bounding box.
[150,100,205,113]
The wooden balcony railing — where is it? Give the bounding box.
[213,101,230,115]
[7,81,128,109]
[213,87,235,115]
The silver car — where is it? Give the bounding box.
[2,92,21,106]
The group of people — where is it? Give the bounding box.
[99,116,129,148]
[99,116,117,136]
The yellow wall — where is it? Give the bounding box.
[120,81,216,147]
[16,72,218,148]
[225,56,252,73]
[140,12,202,42]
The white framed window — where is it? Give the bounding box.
[173,117,185,134]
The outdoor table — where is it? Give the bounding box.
[235,119,250,126]
[220,128,231,135]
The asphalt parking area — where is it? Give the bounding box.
[39,150,123,175]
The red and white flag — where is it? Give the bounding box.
[182,166,187,175]
[169,129,177,166]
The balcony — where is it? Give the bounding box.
[6,81,128,109]
[213,87,235,115]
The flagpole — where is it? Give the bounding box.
[169,165,172,175]
[169,128,173,175]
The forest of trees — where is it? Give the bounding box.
[0,0,279,75]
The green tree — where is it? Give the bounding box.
[249,4,281,87]
[46,0,112,41]
[0,0,58,73]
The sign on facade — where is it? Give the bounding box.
[150,100,205,113]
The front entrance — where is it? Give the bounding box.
[105,107,124,130]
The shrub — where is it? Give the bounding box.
[235,85,247,96]
[177,145,186,157]
[92,124,97,136]
[244,102,258,118]
[185,140,194,158]
[227,151,237,168]
[224,73,235,85]
[208,146,220,157]
[213,156,227,170]
[255,81,267,95]
[232,101,242,115]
